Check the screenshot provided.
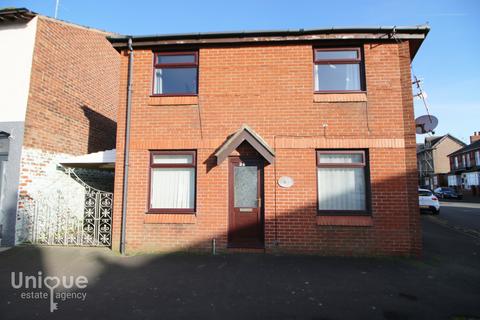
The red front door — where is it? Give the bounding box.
[228,157,264,248]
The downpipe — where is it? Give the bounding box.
[120,37,133,255]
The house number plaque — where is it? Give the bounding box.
[278,176,294,188]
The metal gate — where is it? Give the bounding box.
[25,169,113,247]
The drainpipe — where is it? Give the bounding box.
[120,37,133,255]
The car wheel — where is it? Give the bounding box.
[433,209,440,215]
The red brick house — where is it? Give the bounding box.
[108,26,429,256]
[448,132,480,193]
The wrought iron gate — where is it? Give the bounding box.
[25,169,113,247]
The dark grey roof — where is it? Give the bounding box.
[108,25,429,59]
[416,143,425,153]
[425,136,443,146]
[108,25,429,42]
[449,140,480,157]
[0,7,37,23]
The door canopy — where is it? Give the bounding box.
[215,124,275,165]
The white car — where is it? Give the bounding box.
[418,188,440,214]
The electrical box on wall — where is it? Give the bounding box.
[0,131,10,160]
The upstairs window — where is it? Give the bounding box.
[314,48,363,92]
[454,157,459,169]
[153,52,198,95]
[476,151,480,166]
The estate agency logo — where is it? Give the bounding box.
[11,271,88,312]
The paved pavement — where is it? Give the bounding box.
[435,201,480,237]
[456,194,480,204]
[0,217,479,320]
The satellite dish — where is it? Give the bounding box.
[415,115,438,134]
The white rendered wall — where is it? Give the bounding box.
[0,17,37,122]
[15,147,86,244]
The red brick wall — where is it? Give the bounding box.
[23,17,119,155]
[112,40,421,256]
[15,17,120,244]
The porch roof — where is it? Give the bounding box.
[60,149,116,170]
[215,125,275,165]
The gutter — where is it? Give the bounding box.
[120,37,133,255]
[107,25,430,44]
[107,25,429,59]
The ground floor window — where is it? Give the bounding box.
[316,150,369,214]
[149,150,196,213]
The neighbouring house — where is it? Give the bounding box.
[0,8,119,247]
[416,134,466,189]
[448,132,480,195]
[108,25,429,256]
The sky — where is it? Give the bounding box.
[2,0,479,144]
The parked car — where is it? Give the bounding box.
[419,188,440,214]
[433,187,463,200]
[419,185,432,191]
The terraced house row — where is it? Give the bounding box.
[0,8,429,256]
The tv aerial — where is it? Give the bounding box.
[412,75,438,135]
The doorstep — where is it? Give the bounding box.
[227,240,265,251]
[226,247,266,254]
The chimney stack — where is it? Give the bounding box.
[471,131,480,144]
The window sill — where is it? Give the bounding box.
[144,213,196,224]
[316,215,373,226]
[148,95,198,106]
[313,92,367,103]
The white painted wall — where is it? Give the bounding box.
[16,147,86,244]
[0,17,37,122]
